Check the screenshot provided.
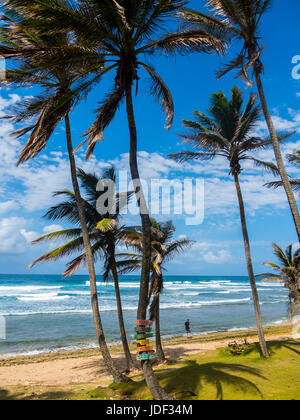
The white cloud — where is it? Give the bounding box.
[202,249,232,265]
[43,224,63,234]
[188,241,234,265]
[255,108,300,134]
[0,217,30,254]
[178,234,188,241]
[0,201,19,214]
[0,93,21,117]
[0,90,299,226]
[20,229,39,244]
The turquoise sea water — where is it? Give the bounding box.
[0,274,289,358]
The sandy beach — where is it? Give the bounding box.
[0,325,293,388]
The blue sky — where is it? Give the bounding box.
[0,0,299,277]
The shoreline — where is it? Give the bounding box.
[0,317,290,361]
[0,323,298,399]
[0,323,292,368]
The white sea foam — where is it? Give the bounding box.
[260,283,284,287]
[62,291,91,296]
[160,298,251,309]
[182,292,200,296]
[84,281,140,288]
[0,296,252,317]
[0,285,63,296]
[17,293,70,302]
[216,291,231,294]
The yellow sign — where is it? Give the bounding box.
[137,339,150,346]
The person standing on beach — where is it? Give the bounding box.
[185,319,191,338]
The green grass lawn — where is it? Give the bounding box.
[1,339,300,400]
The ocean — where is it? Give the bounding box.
[0,274,289,358]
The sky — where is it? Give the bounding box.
[0,0,299,277]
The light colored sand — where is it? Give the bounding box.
[0,333,290,387]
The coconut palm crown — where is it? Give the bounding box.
[168,85,288,358]
[117,219,193,360]
[257,243,300,314]
[29,166,131,278]
[28,166,136,371]
[169,86,286,175]
[118,219,194,318]
[178,0,300,240]
[0,10,104,163]
[266,150,300,194]
[0,8,131,382]
[0,0,227,157]
[180,0,272,86]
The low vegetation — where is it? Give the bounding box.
[1,338,299,400]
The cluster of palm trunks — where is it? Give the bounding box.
[135,320,157,361]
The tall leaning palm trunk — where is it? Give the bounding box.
[0,11,128,382]
[65,115,129,383]
[294,295,300,314]
[253,69,300,240]
[180,0,300,241]
[233,172,269,357]
[155,297,166,361]
[257,243,300,317]
[125,87,169,399]
[27,165,136,374]
[169,87,275,357]
[108,242,135,371]
[126,87,152,320]
[121,220,193,364]
[28,0,225,400]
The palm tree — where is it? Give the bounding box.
[0,9,128,382]
[256,243,300,315]
[266,151,300,194]
[119,220,194,361]
[168,86,290,358]
[179,0,300,241]
[28,167,135,372]
[13,0,227,399]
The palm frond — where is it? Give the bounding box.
[148,27,226,56]
[31,229,82,245]
[168,151,216,162]
[28,236,87,269]
[96,218,118,232]
[249,158,280,176]
[164,239,195,261]
[287,150,300,165]
[115,259,142,275]
[63,238,106,277]
[140,62,174,130]
[264,180,300,192]
[272,243,291,268]
[84,84,124,159]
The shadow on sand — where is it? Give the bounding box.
[157,359,266,400]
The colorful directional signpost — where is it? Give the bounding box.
[135,320,157,361]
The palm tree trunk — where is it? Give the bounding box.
[294,298,300,314]
[64,114,129,383]
[109,245,135,371]
[155,296,166,361]
[125,86,171,400]
[295,298,300,314]
[234,172,269,358]
[291,288,300,314]
[254,68,300,241]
